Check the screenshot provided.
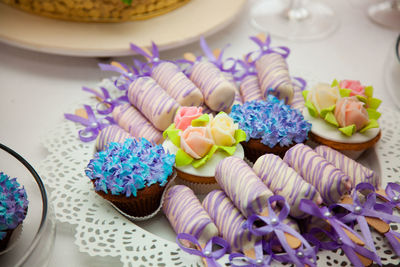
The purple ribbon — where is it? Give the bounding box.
[378,182,400,210]
[304,227,379,267]
[130,41,175,69]
[176,233,230,267]
[299,199,365,250]
[234,52,258,81]
[199,36,237,75]
[82,86,128,115]
[292,76,307,91]
[249,34,290,60]
[64,105,113,142]
[229,240,273,267]
[244,195,316,267]
[273,245,317,267]
[335,183,400,265]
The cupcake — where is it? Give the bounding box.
[0,172,29,251]
[162,106,246,189]
[303,79,381,159]
[229,95,311,162]
[85,138,175,218]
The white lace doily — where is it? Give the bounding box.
[39,79,400,267]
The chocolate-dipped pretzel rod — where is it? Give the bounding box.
[163,185,219,245]
[95,125,133,151]
[215,156,274,217]
[283,143,351,204]
[250,33,293,104]
[199,37,242,107]
[127,76,180,131]
[236,53,263,103]
[112,103,163,144]
[202,189,257,252]
[183,52,236,112]
[130,42,204,107]
[253,153,322,219]
[315,145,381,189]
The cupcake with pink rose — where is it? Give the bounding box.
[162,106,246,191]
[302,79,382,158]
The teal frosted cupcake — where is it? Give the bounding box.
[0,172,29,251]
[230,95,311,161]
[85,138,175,218]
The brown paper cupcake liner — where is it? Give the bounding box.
[242,139,298,162]
[94,170,176,221]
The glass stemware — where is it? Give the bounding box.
[249,0,339,41]
[368,0,400,30]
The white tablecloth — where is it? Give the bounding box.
[0,0,398,266]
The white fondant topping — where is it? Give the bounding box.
[162,139,244,177]
[303,108,379,144]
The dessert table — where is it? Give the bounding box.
[0,0,399,266]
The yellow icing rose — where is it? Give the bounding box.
[307,83,341,115]
[209,113,238,146]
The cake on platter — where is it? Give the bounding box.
[1,0,190,22]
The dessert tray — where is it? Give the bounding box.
[39,78,400,266]
[0,0,245,57]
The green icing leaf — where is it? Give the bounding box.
[323,111,339,127]
[339,88,351,97]
[320,105,336,118]
[339,125,356,136]
[368,97,382,110]
[360,119,379,133]
[192,145,218,168]
[331,79,339,88]
[302,90,309,101]
[304,100,318,117]
[364,86,373,98]
[234,129,247,144]
[356,95,367,104]
[191,114,210,127]
[163,124,181,147]
[367,108,381,120]
[175,149,193,166]
[122,0,132,4]
[218,145,236,155]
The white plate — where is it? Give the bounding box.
[0,0,245,57]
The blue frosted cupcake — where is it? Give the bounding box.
[86,138,175,217]
[0,172,29,251]
[230,95,311,161]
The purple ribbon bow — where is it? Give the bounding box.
[304,227,379,267]
[199,36,237,75]
[176,233,230,267]
[273,244,317,267]
[299,199,365,250]
[82,86,128,115]
[234,52,258,81]
[64,105,113,142]
[335,183,400,264]
[378,182,400,210]
[249,34,290,60]
[229,240,273,267]
[244,195,316,267]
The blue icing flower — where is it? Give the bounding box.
[0,172,28,240]
[230,96,311,148]
[86,138,175,197]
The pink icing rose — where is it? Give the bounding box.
[334,97,369,131]
[180,126,214,159]
[174,106,203,131]
[339,80,365,97]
